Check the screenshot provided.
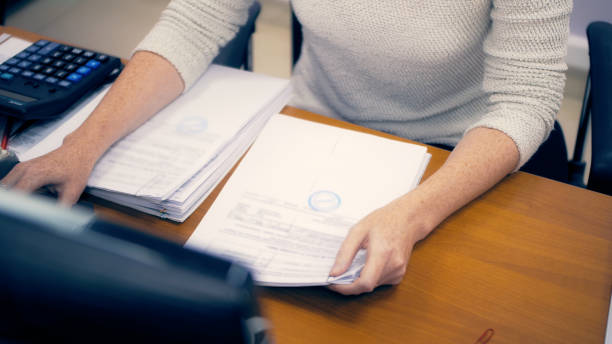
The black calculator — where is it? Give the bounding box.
[0,39,122,120]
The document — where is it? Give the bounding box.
[186,115,431,286]
[87,65,290,199]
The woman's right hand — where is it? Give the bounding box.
[0,142,97,205]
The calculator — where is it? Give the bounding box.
[0,39,122,120]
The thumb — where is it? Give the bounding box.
[330,224,368,276]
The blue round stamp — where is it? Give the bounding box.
[308,190,341,212]
[176,117,208,134]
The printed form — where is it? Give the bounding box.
[186,115,431,286]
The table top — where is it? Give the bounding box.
[4,26,612,344]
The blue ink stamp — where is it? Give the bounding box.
[176,116,208,134]
[308,190,341,212]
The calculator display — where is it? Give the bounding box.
[0,89,37,103]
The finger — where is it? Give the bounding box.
[57,183,84,206]
[329,224,368,276]
[329,240,390,295]
[0,163,25,187]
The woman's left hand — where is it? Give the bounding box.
[327,196,430,295]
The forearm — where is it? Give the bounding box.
[62,51,184,162]
[399,127,519,240]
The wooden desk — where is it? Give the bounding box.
[3,26,612,344]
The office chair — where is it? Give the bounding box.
[213,1,261,71]
[568,21,612,196]
[291,7,302,67]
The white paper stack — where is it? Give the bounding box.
[11,65,291,222]
[186,115,431,286]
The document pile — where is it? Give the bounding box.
[186,115,431,286]
[11,65,291,222]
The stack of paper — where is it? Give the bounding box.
[186,115,431,286]
[11,65,291,222]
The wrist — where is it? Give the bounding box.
[61,130,107,168]
[396,190,444,242]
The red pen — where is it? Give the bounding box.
[1,116,11,150]
[474,328,495,344]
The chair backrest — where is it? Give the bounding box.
[585,21,612,195]
[291,7,302,67]
[571,22,612,195]
[212,1,261,71]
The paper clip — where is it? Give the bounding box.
[474,328,494,344]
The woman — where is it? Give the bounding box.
[1,0,572,295]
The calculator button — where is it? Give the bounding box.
[58,80,71,87]
[5,58,19,65]
[17,61,31,68]
[25,46,40,53]
[45,77,58,84]
[33,73,46,80]
[85,60,100,69]
[51,51,63,59]
[74,57,88,65]
[38,42,60,55]
[59,45,72,52]
[65,64,77,71]
[21,70,34,78]
[27,54,42,62]
[55,70,68,78]
[83,51,95,58]
[31,64,43,72]
[62,54,75,62]
[41,57,53,64]
[16,52,30,59]
[0,65,8,71]
[66,73,82,82]
[52,61,65,68]
[43,67,56,75]
[95,54,108,62]
[71,48,83,55]
[9,67,21,74]
[76,66,91,75]
[0,73,14,80]
[35,40,49,47]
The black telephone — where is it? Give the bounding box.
[0,39,122,120]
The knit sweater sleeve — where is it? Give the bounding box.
[133,0,255,90]
[466,0,572,169]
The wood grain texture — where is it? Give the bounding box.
[3,26,611,344]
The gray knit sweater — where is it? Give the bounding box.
[135,0,572,168]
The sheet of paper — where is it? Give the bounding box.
[86,97,280,222]
[186,115,430,286]
[606,292,611,344]
[0,36,31,63]
[87,65,290,199]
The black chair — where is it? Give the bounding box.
[213,1,261,71]
[291,6,302,67]
[568,21,612,196]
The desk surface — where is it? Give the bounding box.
[4,26,612,344]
